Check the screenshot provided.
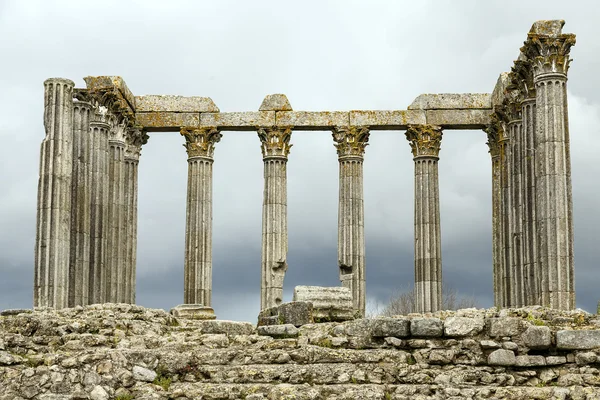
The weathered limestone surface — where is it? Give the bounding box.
[135,95,219,112]
[2,305,600,399]
[333,126,369,315]
[35,78,75,309]
[202,112,275,129]
[406,125,443,313]
[408,93,492,110]
[181,127,222,307]
[259,125,291,310]
[69,101,93,307]
[293,286,355,321]
[349,110,426,128]
[83,76,136,112]
[170,304,216,320]
[276,111,349,128]
[259,94,292,111]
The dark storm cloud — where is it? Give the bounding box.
[0,1,598,319]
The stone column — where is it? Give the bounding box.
[181,127,222,307]
[123,128,146,304]
[35,78,75,308]
[528,22,576,309]
[332,126,369,316]
[498,121,511,308]
[106,121,127,303]
[258,126,292,310]
[485,118,503,308]
[69,100,93,307]
[405,125,443,313]
[88,106,110,304]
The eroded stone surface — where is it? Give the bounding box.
[135,95,219,112]
[408,93,491,110]
[259,94,292,111]
[293,286,355,322]
[170,304,216,320]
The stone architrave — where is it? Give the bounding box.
[258,126,292,310]
[88,105,111,304]
[485,117,503,308]
[524,20,576,309]
[106,120,127,303]
[405,125,443,313]
[34,78,75,308]
[123,128,146,304]
[332,126,369,316]
[69,100,93,307]
[181,126,222,307]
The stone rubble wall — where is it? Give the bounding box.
[2,305,600,399]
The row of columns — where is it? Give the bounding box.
[180,123,445,316]
[35,78,145,308]
[487,26,575,310]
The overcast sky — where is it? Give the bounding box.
[0,1,598,321]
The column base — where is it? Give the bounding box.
[170,304,216,320]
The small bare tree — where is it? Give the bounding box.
[378,284,478,316]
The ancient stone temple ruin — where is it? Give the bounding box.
[34,20,576,315]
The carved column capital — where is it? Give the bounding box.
[125,128,148,160]
[109,120,128,144]
[485,115,502,159]
[405,124,443,158]
[332,126,370,159]
[257,126,293,159]
[181,126,222,159]
[523,33,575,79]
[510,58,536,100]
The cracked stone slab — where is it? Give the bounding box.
[408,93,491,110]
[349,110,426,128]
[200,111,276,128]
[135,95,219,113]
[276,111,349,128]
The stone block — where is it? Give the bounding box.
[429,349,455,364]
[275,111,349,128]
[444,317,484,337]
[408,93,491,110]
[260,94,292,111]
[293,286,355,322]
[136,112,200,130]
[491,73,511,107]
[200,111,275,128]
[257,324,299,338]
[556,330,600,350]
[83,75,135,110]
[135,95,219,112]
[522,325,552,349]
[278,301,314,327]
[348,110,426,128]
[575,351,597,365]
[488,349,516,366]
[546,356,567,365]
[257,307,279,326]
[132,365,156,382]
[196,320,254,335]
[529,20,564,36]
[370,318,410,338]
[489,317,522,337]
[170,304,216,320]
[425,109,492,129]
[515,355,546,367]
[480,340,500,349]
[410,318,443,337]
[0,309,32,316]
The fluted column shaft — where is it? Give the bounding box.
[107,123,127,303]
[333,126,369,316]
[88,108,110,304]
[69,101,92,307]
[508,116,525,307]
[181,127,222,306]
[406,125,443,313]
[499,129,511,308]
[258,127,292,310]
[35,78,75,308]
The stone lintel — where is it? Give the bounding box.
[135,95,219,113]
[200,111,276,129]
[83,76,136,111]
[260,94,292,111]
[425,109,492,129]
[276,111,349,128]
[349,110,426,128]
[136,112,200,131]
[491,73,511,108]
[408,93,492,110]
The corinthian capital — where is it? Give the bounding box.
[125,127,148,160]
[522,21,576,77]
[405,125,443,158]
[181,126,222,159]
[332,126,370,159]
[484,114,503,159]
[257,126,292,159]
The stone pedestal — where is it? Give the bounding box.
[406,125,443,313]
[181,127,222,306]
[332,126,369,316]
[69,100,92,307]
[258,127,292,310]
[88,106,110,304]
[170,304,216,320]
[35,78,75,308]
[527,25,576,309]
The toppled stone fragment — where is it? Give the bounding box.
[257,324,299,338]
[410,318,443,337]
[370,318,410,338]
[488,349,516,366]
[556,330,600,350]
[0,309,32,316]
[444,316,484,337]
[522,325,552,349]
[170,304,216,320]
[197,320,254,335]
[132,365,157,382]
[293,286,355,322]
[278,301,314,327]
[259,94,292,111]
